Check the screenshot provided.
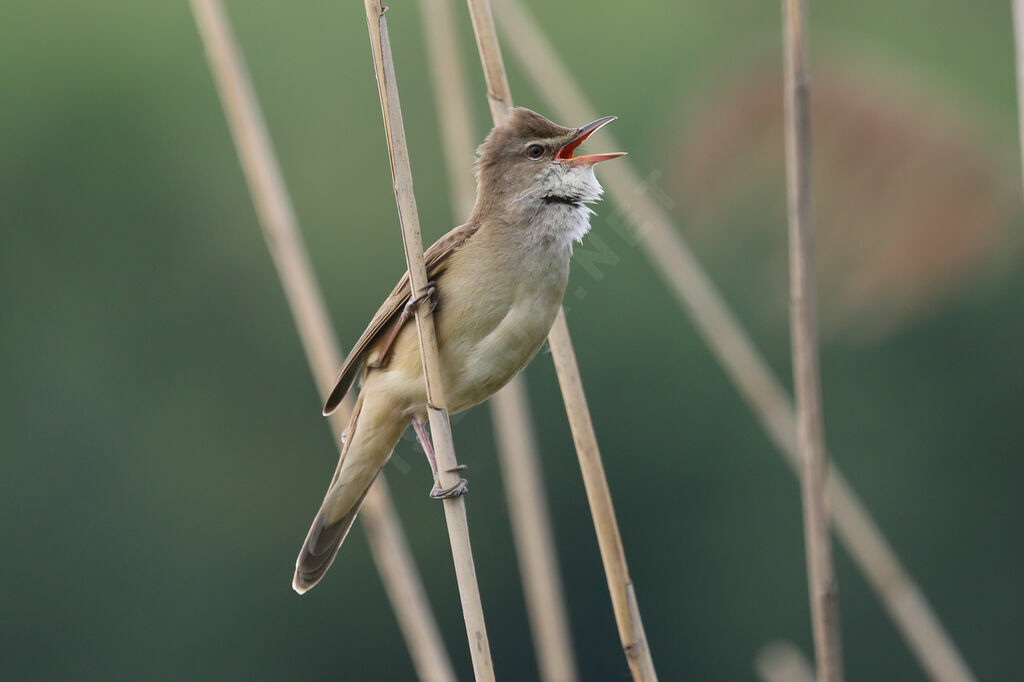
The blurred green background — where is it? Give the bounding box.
[2,1,1022,680]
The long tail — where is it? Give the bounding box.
[293,392,405,593]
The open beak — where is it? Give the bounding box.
[555,115,627,167]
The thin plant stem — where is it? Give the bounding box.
[362,2,495,680]
[417,0,478,216]
[489,381,579,682]
[547,311,658,682]
[492,1,976,680]
[1014,0,1024,197]
[189,2,455,680]
[463,0,659,679]
[417,0,579,678]
[781,2,844,680]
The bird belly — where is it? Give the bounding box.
[365,236,570,418]
[367,292,559,417]
[444,293,560,412]
[439,240,570,412]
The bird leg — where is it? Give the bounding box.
[411,418,468,499]
[368,282,437,369]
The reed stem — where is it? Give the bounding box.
[363,2,495,679]
[489,381,579,682]
[189,1,455,679]
[417,0,579,677]
[463,0,659,679]
[781,1,844,679]
[1014,0,1024,197]
[492,0,975,679]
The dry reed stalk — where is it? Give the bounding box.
[362,2,495,679]
[417,0,579,678]
[1014,0,1024,197]
[546,311,658,682]
[416,0,478,216]
[754,642,817,682]
[189,2,455,680]
[488,380,579,682]
[463,0,658,679]
[781,1,844,680]
[492,1,976,680]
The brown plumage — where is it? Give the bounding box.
[293,108,624,593]
[322,223,479,414]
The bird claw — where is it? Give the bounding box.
[406,282,438,315]
[371,283,438,370]
[413,420,466,499]
[429,476,468,499]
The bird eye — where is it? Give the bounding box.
[526,144,544,160]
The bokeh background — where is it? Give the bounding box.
[3,1,1022,679]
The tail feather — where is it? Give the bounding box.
[293,392,404,594]
[292,482,376,593]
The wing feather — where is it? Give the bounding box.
[322,222,478,415]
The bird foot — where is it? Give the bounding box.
[407,282,438,315]
[429,477,469,499]
[429,465,468,499]
[368,282,437,369]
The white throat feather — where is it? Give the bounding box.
[513,163,604,250]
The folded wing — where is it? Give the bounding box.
[322,222,478,415]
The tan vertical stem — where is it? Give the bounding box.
[417,0,478,216]
[189,2,455,680]
[417,0,579,678]
[1014,0,1024,197]
[463,0,658,679]
[491,381,579,682]
[492,1,975,680]
[547,311,657,682]
[464,0,513,121]
[363,2,495,680]
[781,2,843,681]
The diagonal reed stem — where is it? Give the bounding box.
[362,2,495,679]
[546,312,658,682]
[492,0,976,680]
[781,1,844,680]
[417,0,579,678]
[464,2,658,679]
[189,2,455,680]
[488,379,580,682]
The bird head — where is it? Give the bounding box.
[474,108,625,217]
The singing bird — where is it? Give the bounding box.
[293,107,625,593]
